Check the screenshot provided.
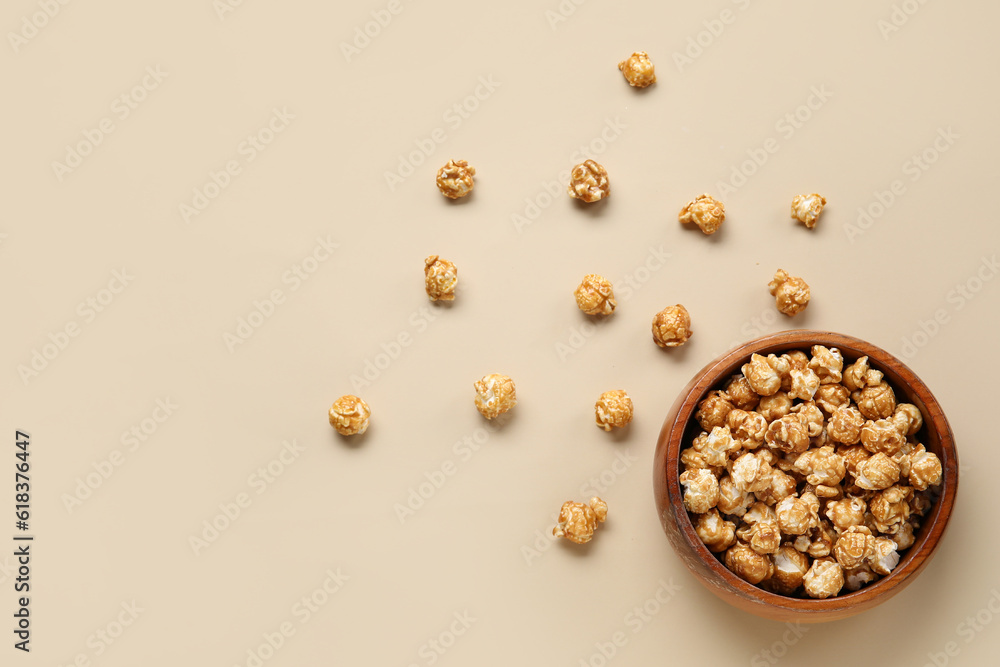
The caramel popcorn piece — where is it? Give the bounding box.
[844,564,877,592]
[702,426,740,466]
[695,509,736,553]
[618,51,656,88]
[328,394,371,436]
[756,469,798,506]
[725,542,774,585]
[742,353,781,397]
[765,415,810,455]
[825,496,867,531]
[788,368,821,401]
[908,449,943,491]
[726,409,768,447]
[594,390,633,431]
[680,468,720,514]
[833,526,876,569]
[770,545,810,594]
[652,304,692,348]
[854,452,901,491]
[892,403,924,437]
[791,194,827,229]
[679,194,726,235]
[853,376,896,420]
[724,375,760,411]
[803,558,844,599]
[869,536,900,575]
[776,495,815,535]
[473,373,516,420]
[553,497,607,544]
[568,159,610,203]
[860,419,906,455]
[574,273,616,315]
[814,384,851,415]
[424,255,457,301]
[869,485,911,533]
[717,476,753,517]
[730,451,773,494]
[793,446,846,487]
[768,270,811,317]
[756,392,793,422]
[827,406,865,444]
[746,520,782,555]
[790,401,825,437]
[809,346,844,385]
[842,356,870,392]
[696,390,734,431]
[436,159,475,199]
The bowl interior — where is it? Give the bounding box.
[658,330,959,618]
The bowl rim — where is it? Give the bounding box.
[655,329,959,615]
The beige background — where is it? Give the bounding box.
[4,0,1000,665]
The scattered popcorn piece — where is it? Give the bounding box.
[424,255,457,301]
[618,51,657,88]
[742,353,781,397]
[436,159,475,199]
[696,390,734,431]
[553,497,607,544]
[574,273,617,315]
[679,194,726,235]
[568,159,610,203]
[473,373,516,420]
[680,468,721,513]
[594,390,633,431]
[803,558,844,599]
[328,395,371,436]
[725,542,774,584]
[768,270,811,316]
[791,193,827,229]
[695,509,736,553]
[652,304,693,348]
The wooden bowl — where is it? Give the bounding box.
[652,330,959,623]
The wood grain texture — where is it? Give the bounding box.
[652,330,959,623]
